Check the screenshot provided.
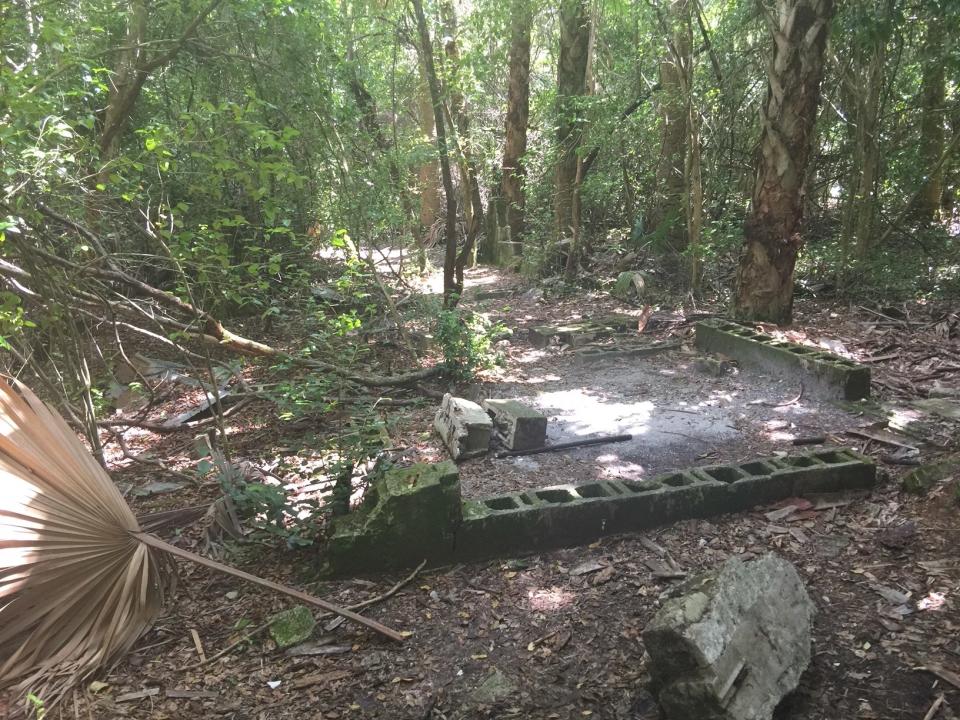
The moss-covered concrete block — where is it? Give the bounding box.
[435,394,493,460]
[695,319,870,400]
[901,458,959,494]
[483,398,547,450]
[269,605,316,648]
[324,451,876,574]
[323,461,461,574]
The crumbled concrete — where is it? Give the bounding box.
[324,462,461,573]
[901,458,960,494]
[434,394,493,460]
[269,606,316,649]
[483,398,547,450]
[612,270,651,302]
[469,668,517,705]
[643,554,815,720]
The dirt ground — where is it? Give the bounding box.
[41,264,960,720]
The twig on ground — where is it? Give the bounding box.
[180,560,427,670]
[922,694,945,720]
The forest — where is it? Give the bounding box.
[1,0,959,718]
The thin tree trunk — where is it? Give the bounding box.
[412,0,459,305]
[416,75,442,237]
[733,0,834,325]
[440,0,484,285]
[917,22,945,221]
[501,0,532,243]
[554,0,590,255]
[647,0,691,266]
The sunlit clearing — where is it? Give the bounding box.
[528,587,575,611]
[917,591,946,611]
[536,389,654,436]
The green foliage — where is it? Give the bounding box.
[434,306,504,382]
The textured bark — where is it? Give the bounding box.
[501,0,532,242]
[917,22,945,221]
[734,0,834,325]
[440,0,484,287]
[554,0,590,245]
[647,0,691,258]
[412,0,459,304]
[852,40,886,259]
[416,76,442,232]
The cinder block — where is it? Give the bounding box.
[483,398,548,450]
[323,450,877,574]
[434,394,493,460]
[695,319,870,400]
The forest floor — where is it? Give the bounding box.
[84,261,960,720]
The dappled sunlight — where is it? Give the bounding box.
[527,586,576,612]
[536,388,656,437]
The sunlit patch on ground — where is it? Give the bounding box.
[527,586,575,612]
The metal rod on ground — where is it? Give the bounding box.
[495,434,633,459]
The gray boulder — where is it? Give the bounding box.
[643,553,815,720]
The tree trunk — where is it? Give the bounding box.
[554,0,590,252]
[412,0,459,305]
[647,0,691,267]
[852,40,885,259]
[917,22,945,221]
[501,0,532,244]
[440,0,485,286]
[416,75,442,236]
[98,0,223,173]
[733,0,834,325]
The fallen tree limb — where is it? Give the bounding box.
[7,226,442,387]
[135,532,406,642]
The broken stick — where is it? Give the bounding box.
[496,433,632,459]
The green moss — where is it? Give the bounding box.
[269,605,316,648]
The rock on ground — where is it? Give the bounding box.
[643,553,815,720]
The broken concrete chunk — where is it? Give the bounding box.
[483,398,547,451]
[643,554,815,720]
[269,605,316,649]
[434,394,493,460]
[612,270,652,302]
[469,668,517,705]
[901,458,959,494]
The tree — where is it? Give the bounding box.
[554,0,591,254]
[917,18,945,221]
[647,0,692,271]
[502,0,533,243]
[411,0,459,304]
[733,0,834,324]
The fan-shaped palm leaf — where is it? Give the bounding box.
[0,378,402,716]
[0,378,171,712]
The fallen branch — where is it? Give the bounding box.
[914,662,960,691]
[180,559,427,670]
[495,433,632,459]
[135,532,406,642]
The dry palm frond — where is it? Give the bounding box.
[0,378,403,716]
[0,378,172,712]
